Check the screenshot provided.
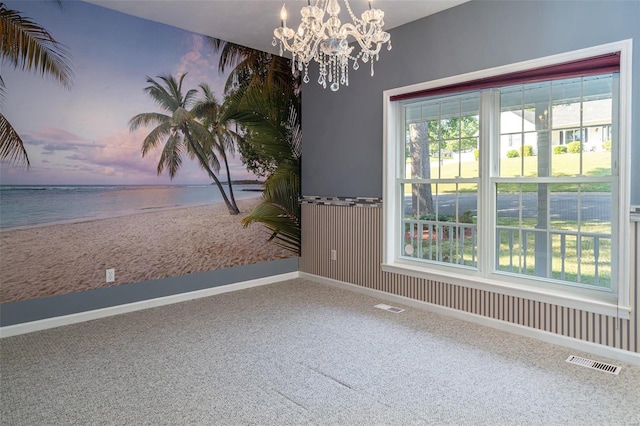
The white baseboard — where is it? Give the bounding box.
[0,272,300,338]
[299,272,640,367]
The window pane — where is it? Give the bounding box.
[578,185,612,234]
[548,183,612,287]
[405,98,480,180]
[421,103,440,121]
[549,184,611,232]
[418,95,481,180]
[496,183,538,229]
[549,184,579,231]
[405,127,431,179]
[496,228,539,275]
[435,184,478,221]
[405,104,423,124]
[495,181,612,289]
[402,221,420,258]
[549,75,614,176]
[459,137,480,178]
[500,82,550,177]
[415,184,478,267]
[550,144,613,177]
[524,83,550,131]
[402,183,416,219]
[403,183,437,220]
[500,86,524,133]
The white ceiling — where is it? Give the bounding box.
[85,0,469,54]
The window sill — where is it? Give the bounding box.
[381,261,630,320]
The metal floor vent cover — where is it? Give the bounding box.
[566,355,621,375]
[374,304,405,313]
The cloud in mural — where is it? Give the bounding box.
[24,128,105,157]
[177,36,209,79]
[44,145,79,153]
[3,121,255,185]
[175,34,226,99]
[102,167,117,176]
[11,125,162,181]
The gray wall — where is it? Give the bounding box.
[302,0,640,203]
[0,258,298,326]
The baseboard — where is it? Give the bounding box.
[300,272,640,366]
[0,272,300,338]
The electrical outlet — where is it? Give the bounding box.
[106,268,115,283]
[331,249,337,261]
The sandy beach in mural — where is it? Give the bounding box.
[0,198,291,304]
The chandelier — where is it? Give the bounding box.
[273,0,391,92]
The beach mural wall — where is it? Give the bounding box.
[0,1,300,305]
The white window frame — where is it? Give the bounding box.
[382,40,632,318]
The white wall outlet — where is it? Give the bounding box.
[106,268,115,283]
[331,249,337,261]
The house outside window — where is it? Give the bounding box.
[383,42,632,315]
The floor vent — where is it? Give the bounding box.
[566,355,621,375]
[374,304,405,313]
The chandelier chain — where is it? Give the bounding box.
[343,0,360,27]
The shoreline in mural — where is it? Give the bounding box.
[0,197,289,304]
[0,184,264,230]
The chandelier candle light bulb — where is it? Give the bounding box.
[280,4,287,27]
[273,0,391,92]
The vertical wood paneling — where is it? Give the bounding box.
[300,203,639,353]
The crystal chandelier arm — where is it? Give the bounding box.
[317,19,336,40]
[339,23,384,55]
[274,28,297,50]
[291,28,315,52]
[290,29,325,64]
[277,23,319,62]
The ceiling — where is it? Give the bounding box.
[85,0,470,55]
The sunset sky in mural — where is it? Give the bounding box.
[1,1,257,185]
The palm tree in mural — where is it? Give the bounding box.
[129,73,240,215]
[222,70,301,254]
[211,37,301,254]
[0,1,73,168]
[207,38,266,92]
[192,83,241,210]
[207,37,298,95]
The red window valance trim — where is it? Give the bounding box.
[390,52,621,102]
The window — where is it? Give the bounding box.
[558,128,589,145]
[383,42,632,315]
[496,75,615,288]
[402,94,479,267]
[602,124,612,142]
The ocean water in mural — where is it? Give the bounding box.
[0,1,299,304]
[0,185,263,229]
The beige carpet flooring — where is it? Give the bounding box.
[1,278,639,425]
